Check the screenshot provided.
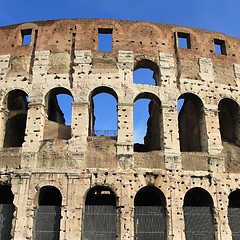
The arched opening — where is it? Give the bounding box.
[183,187,215,240]
[228,189,240,238]
[218,98,239,145]
[134,93,163,152]
[134,186,166,239]
[3,90,28,147]
[89,87,118,138]
[33,186,62,240]
[45,88,73,140]
[82,186,117,239]
[0,185,15,240]
[133,59,160,86]
[178,93,206,152]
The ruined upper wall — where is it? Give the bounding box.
[0,18,240,85]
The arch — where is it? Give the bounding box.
[134,186,167,239]
[134,92,163,152]
[3,89,28,147]
[33,186,62,240]
[218,98,240,144]
[44,87,73,140]
[183,187,215,240]
[0,185,15,240]
[89,87,118,137]
[178,93,206,152]
[82,185,117,239]
[228,189,240,238]
[133,59,160,86]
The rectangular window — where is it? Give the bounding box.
[98,28,113,52]
[214,39,226,55]
[177,32,191,49]
[21,29,32,45]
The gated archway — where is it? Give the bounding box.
[33,186,62,240]
[82,186,117,240]
[134,186,167,240]
[0,185,15,239]
[183,187,215,240]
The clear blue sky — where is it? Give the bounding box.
[1,0,239,143]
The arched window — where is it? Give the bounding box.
[45,88,73,140]
[3,90,28,147]
[183,187,215,240]
[218,98,239,144]
[82,186,117,239]
[89,87,118,137]
[133,59,160,86]
[178,93,206,152]
[228,189,240,238]
[134,186,167,239]
[0,185,14,240]
[33,186,62,240]
[134,93,163,152]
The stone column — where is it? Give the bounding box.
[161,104,181,170]
[63,173,81,240]
[68,101,89,167]
[12,173,31,240]
[0,109,8,148]
[116,103,134,169]
[21,100,45,168]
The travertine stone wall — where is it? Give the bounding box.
[0,19,240,239]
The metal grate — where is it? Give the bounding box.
[134,206,167,240]
[33,206,61,240]
[82,205,116,240]
[228,208,240,240]
[0,204,14,240]
[184,206,215,240]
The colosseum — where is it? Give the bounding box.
[0,18,240,239]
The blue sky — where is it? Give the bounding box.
[1,0,240,143]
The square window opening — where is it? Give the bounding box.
[214,39,226,55]
[177,32,191,49]
[21,29,32,45]
[98,28,113,52]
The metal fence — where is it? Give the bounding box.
[0,204,14,240]
[82,205,116,240]
[90,130,117,137]
[184,206,215,240]
[33,206,61,240]
[228,208,240,240]
[134,206,167,240]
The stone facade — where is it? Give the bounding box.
[0,19,239,239]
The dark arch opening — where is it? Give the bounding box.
[134,59,160,86]
[178,93,205,152]
[34,186,62,239]
[4,90,28,147]
[134,186,167,240]
[85,186,116,206]
[183,188,215,240]
[0,185,15,240]
[134,93,162,152]
[38,186,62,206]
[89,87,118,138]
[45,87,73,140]
[228,190,240,238]
[134,186,165,206]
[218,98,239,144]
[83,186,117,239]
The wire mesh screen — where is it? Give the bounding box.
[134,206,167,240]
[184,206,215,240]
[33,206,61,240]
[82,205,116,240]
[0,204,14,240]
[228,208,240,240]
